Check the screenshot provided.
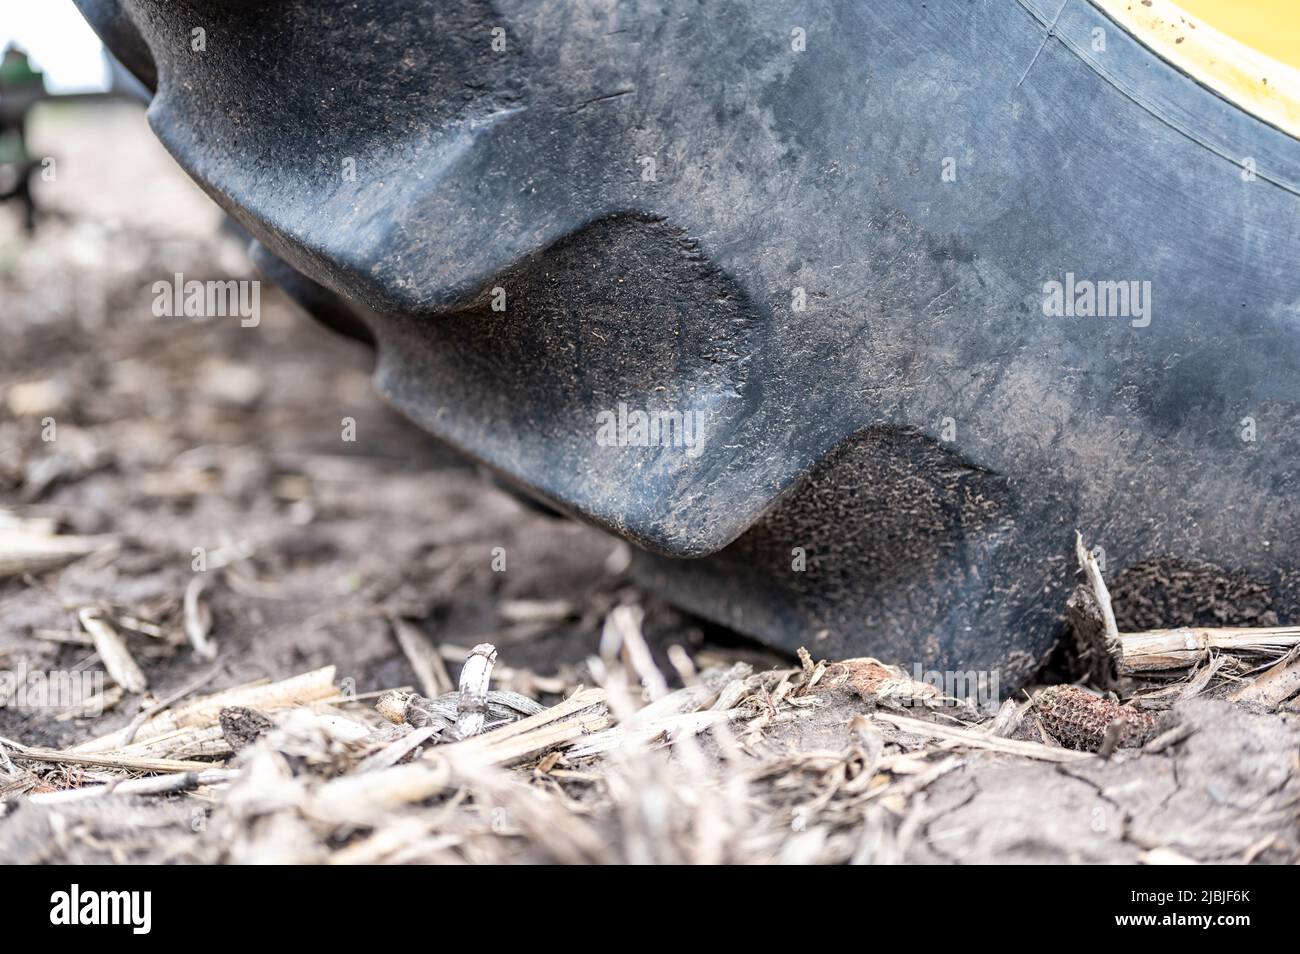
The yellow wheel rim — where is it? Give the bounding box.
[1091,0,1300,138]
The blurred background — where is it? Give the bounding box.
[2,0,223,258]
[2,0,115,94]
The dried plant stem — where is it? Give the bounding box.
[122,667,221,746]
[440,687,608,767]
[566,709,740,758]
[78,607,147,694]
[306,689,610,825]
[183,575,217,660]
[307,759,454,823]
[390,616,453,697]
[28,769,238,803]
[1117,626,1300,674]
[873,711,1093,763]
[71,666,336,753]
[4,739,216,774]
[1229,648,1300,708]
[452,643,497,740]
[0,528,114,577]
[450,709,609,766]
[1075,532,1300,677]
[115,724,231,761]
[1075,531,1119,648]
[354,726,440,773]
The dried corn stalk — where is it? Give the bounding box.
[0,524,114,577]
[438,687,609,768]
[1116,626,1300,674]
[70,666,336,753]
[1229,650,1300,709]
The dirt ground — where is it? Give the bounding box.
[1,102,1297,865]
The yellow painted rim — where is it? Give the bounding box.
[1091,0,1300,139]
